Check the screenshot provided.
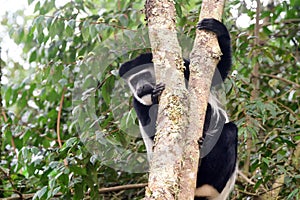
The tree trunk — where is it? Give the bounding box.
[181,0,226,198]
[145,0,188,199]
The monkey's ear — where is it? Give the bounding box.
[119,53,153,78]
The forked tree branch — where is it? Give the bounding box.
[145,0,226,199]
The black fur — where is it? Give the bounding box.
[119,18,237,200]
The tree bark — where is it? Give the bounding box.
[145,0,189,199]
[179,0,226,199]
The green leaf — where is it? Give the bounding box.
[89,25,98,39]
[82,20,90,41]
[4,130,12,143]
[287,189,299,199]
[175,2,182,17]
[46,89,59,102]
[69,165,87,175]
[74,184,84,200]
[262,157,270,165]
[37,32,44,43]
[101,76,114,104]
[34,1,41,13]
[66,24,74,37]
[29,50,37,62]
[28,0,34,5]
[4,87,12,105]
[119,14,128,26]
[33,186,48,199]
[17,91,28,110]
[61,137,78,151]
[52,186,61,196]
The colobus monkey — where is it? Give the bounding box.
[119,18,238,200]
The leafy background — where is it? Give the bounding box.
[0,0,299,199]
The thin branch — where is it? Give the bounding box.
[258,184,284,196]
[0,168,23,199]
[261,73,300,88]
[262,18,300,27]
[244,0,261,175]
[237,189,258,196]
[43,15,136,31]
[237,170,255,185]
[1,110,7,121]
[274,99,299,120]
[0,189,23,200]
[56,87,68,166]
[0,183,148,200]
[98,183,147,193]
[57,87,66,148]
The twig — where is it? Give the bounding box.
[237,189,258,196]
[1,109,8,122]
[43,15,137,31]
[237,170,255,185]
[56,87,68,166]
[98,183,147,193]
[258,184,284,196]
[261,73,300,88]
[0,189,23,200]
[56,87,65,148]
[0,183,148,200]
[262,18,300,27]
[0,169,23,199]
[275,99,299,120]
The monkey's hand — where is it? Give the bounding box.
[151,83,165,104]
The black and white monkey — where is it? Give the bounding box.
[119,18,238,200]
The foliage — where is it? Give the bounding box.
[0,0,299,199]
